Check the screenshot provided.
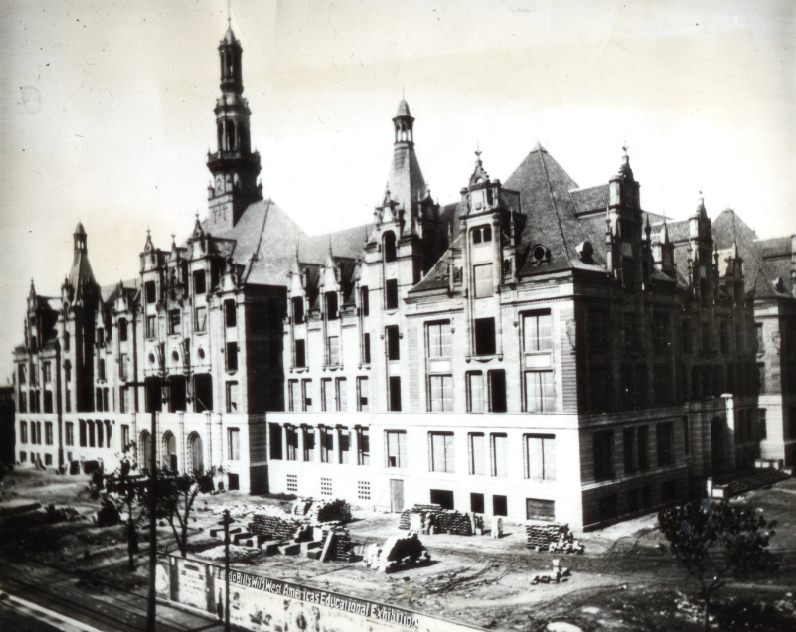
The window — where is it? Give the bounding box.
[492,494,507,517]
[654,365,670,405]
[360,286,369,316]
[624,313,637,352]
[429,375,453,412]
[488,369,506,413]
[320,477,333,496]
[225,300,236,328]
[18,364,26,385]
[43,362,52,384]
[426,321,451,359]
[357,427,370,465]
[226,342,238,371]
[291,296,304,324]
[526,498,555,521]
[302,379,312,411]
[18,392,27,413]
[593,430,614,481]
[327,336,340,365]
[325,291,339,320]
[720,320,729,353]
[322,379,334,412]
[63,331,70,352]
[757,363,766,394]
[758,409,767,440]
[358,480,371,501]
[428,431,455,473]
[589,308,608,352]
[681,319,692,353]
[389,376,402,411]
[470,492,485,513]
[467,371,484,413]
[386,325,400,360]
[657,422,674,466]
[637,425,649,470]
[491,433,507,477]
[523,311,552,352]
[474,317,496,356]
[98,359,106,381]
[193,270,206,294]
[294,339,306,368]
[20,421,27,444]
[227,428,240,460]
[525,370,555,412]
[65,422,74,447]
[146,315,157,339]
[525,434,556,480]
[118,318,128,342]
[225,381,239,413]
[623,428,636,474]
[653,312,670,353]
[302,427,315,461]
[119,353,129,381]
[320,427,334,463]
[701,321,712,353]
[468,432,486,475]
[338,428,350,464]
[145,280,156,303]
[386,430,407,468]
[168,309,181,335]
[286,473,298,492]
[363,333,372,364]
[383,231,397,262]
[336,378,347,412]
[385,278,399,309]
[755,323,764,353]
[357,377,369,411]
[121,424,129,451]
[473,263,493,298]
[195,307,207,332]
[288,380,299,412]
[471,225,492,244]
[286,426,298,461]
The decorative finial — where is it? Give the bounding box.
[227,0,232,26]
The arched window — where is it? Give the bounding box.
[139,430,151,470]
[383,231,397,263]
[225,121,236,151]
[162,431,177,471]
[188,432,204,473]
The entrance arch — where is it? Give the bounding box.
[162,431,178,472]
[187,432,204,474]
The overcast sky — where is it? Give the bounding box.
[0,0,794,381]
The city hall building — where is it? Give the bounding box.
[11,25,795,529]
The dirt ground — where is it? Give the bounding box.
[1,468,794,631]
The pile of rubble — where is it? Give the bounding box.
[363,534,430,573]
[531,559,571,585]
[399,504,484,536]
[526,523,584,554]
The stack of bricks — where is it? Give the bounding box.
[331,528,355,562]
[525,523,580,552]
[399,504,443,530]
[398,504,474,536]
[248,513,303,542]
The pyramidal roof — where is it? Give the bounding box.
[387,142,426,213]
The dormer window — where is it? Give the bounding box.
[471,225,492,245]
[145,280,157,304]
[325,291,339,320]
[291,296,304,324]
[383,231,397,262]
[193,270,206,295]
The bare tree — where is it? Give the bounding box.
[153,470,215,558]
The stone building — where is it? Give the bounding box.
[10,24,791,528]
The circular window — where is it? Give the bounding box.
[197,347,206,360]
[148,353,155,365]
[532,245,549,263]
[172,350,180,362]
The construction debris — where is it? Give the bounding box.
[531,559,571,585]
[363,534,430,572]
[399,504,483,536]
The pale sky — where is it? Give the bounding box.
[0,0,794,381]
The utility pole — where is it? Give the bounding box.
[223,508,231,632]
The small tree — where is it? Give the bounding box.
[153,469,215,558]
[658,500,777,630]
[105,454,146,571]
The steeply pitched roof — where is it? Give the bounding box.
[570,184,608,215]
[756,236,792,260]
[298,224,372,264]
[387,145,426,213]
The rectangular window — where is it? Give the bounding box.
[146,315,156,339]
[302,427,315,461]
[288,379,299,412]
[467,371,484,413]
[490,433,507,477]
[225,381,239,413]
[525,370,555,412]
[327,336,340,365]
[325,291,338,320]
[225,300,236,328]
[468,432,486,475]
[194,306,207,332]
[268,423,283,460]
[389,376,402,411]
[98,359,106,381]
[293,339,306,368]
[145,280,156,303]
[118,319,128,342]
[429,375,453,412]
[360,286,369,316]
[637,425,649,470]
[526,498,555,522]
[623,427,636,474]
[18,364,27,385]
[286,473,298,493]
[653,312,670,353]
[45,422,53,446]
[18,391,27,414]
[168,309,181,335]
[226,342,238,371]
[357,377,369,411]
[227,428,240,460]
[320,477,333,496]
[121,424,129,451]
[286,426,298,461]
[755,323,764,354]
[338,428,350,464]
[193,269,206,295]
[302,379,312,411]
[44,390,53,413]
[385,279,399,309]
[758,409,767,440]
[363,333,372,364]
[593,430,614,481]
[523,310,552,352]
[336,378,347,412]
[426,321,451,359]
[358,427,370,465]
[20,421,28,444]
[321,378,334,412]
[428,431,455,473]
[43,362,52,384]
[657,422,674,466]
[473,263,493,298]
[525,434,556,480]
[488,369,506,413]
[386,430,407,468]
[386,325,400,360]
[65,422,74,447]
[474,317,496,356]
[320,427,334,463]
[291,296,304,324]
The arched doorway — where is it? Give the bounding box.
[162,431,178,472]
[187,432,204,474]
[139,430,151,470]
